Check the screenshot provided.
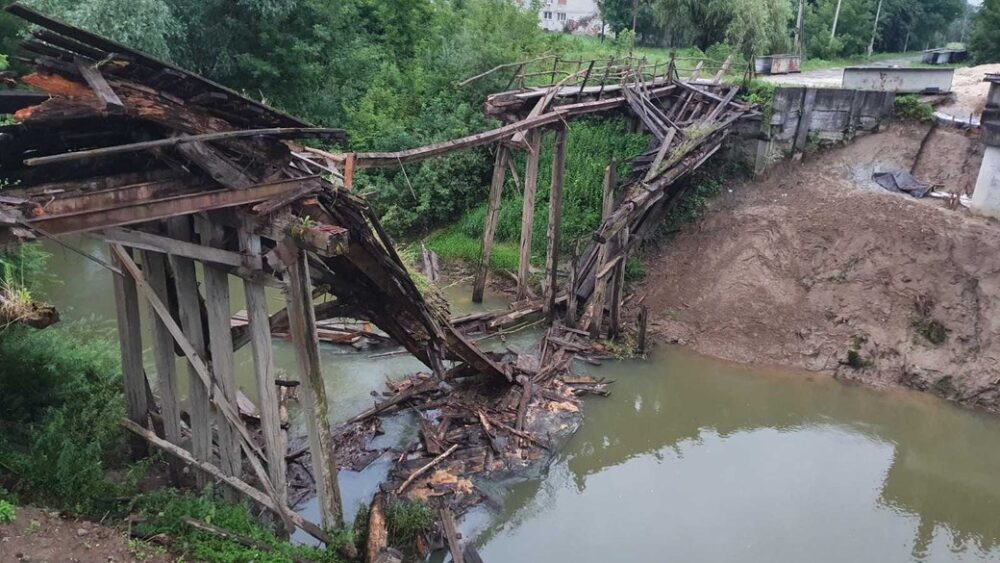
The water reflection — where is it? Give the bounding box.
[473,348,1000,562]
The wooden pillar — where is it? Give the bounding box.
[589,160,617,338]
[283,241,343,529]
[473,145,508,304]
[565,244,579,327]
[111,246,148,460]
[165,217,212,483]
[608,225,629,340]
[198,219,242,490]
[141,249,182,477]
[637,305,649,355]
[239,229,288,507]
[543,125,567,321]
[516,129,543,301]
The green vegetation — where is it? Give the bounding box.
[385,499,434,554]
[131,488,351,563]
[911,297,948,345]
[844,334,874,369]
[0,499,16,524]
[428,118,648,269]
[971,0,1000,63]
[894,95,935,122]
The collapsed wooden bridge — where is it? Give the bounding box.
[0,3,752,552]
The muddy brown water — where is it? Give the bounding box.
[39,240,1000,562]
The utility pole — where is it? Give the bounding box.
[831,0,843,40]
[631,0,639,50]
[794,0,805,54]
[867,0,884,57]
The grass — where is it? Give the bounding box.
[385,500,434,555]
[426,230,520,272]
[894,94,935,122]
[131,488,352,563]
[799,50,921,72]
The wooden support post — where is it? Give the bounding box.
[165,217,212,482]
[140,249,182,478]
[516,129,542,301]
[637,305,649,355]
[282,241,343,530]
[111,246,148,460]
[473,145,509,304]
[239,229,288,507]
[609,225,629,340]
[565,243,579,328]
[543,125,567,321]
[589,161,617,338]
[198,219,242,491]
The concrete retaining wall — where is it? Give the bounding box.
[730,87,895,174]
[842,67,954,93]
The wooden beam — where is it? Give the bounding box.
[25,177,319,236]
[472,145,508,304]
[103,227,244,267]
[166,217,212,486]
[110,246,148,460]
[140,249,183,480]
[176,141,256,190]
[516,129,542,301]
[74,56,123,113]
[198,218,242,491]
[23,128,346,167]
[587,161,616,337]
[281,241,343,530]
[543,126,567,320]
[609,225,629,340]
[239,228,288,509]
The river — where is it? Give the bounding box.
[37,239,1000,562]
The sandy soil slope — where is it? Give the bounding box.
[638,122,1000,412]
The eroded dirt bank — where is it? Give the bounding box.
[639,123,1000,412]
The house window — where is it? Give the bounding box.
[543,10,552,19]
[557,12,566,21]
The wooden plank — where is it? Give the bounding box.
[609,225,629,340]
[103,227,243,267]
[282,241,343,530]
[26,177,319,236]
[543,126,567,320]
[140,249,183,480]
[239,228,288,508]
[74,57,123,112]
[644,128,678,182]
[24,127,345,167]
[198,218,242,489]
[587,161,616,337]
[110,246,148,460]
[472,146,508,303]
[176,141,256,190]
[440,507,465,563]
[166,217,212,486]
[366,492,388,563]
[516,129,542,301]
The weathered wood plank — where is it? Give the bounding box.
[198,218,242,489]
[239,228,288,508]
[543,126,567,320]
[140,249,183,479]
[166,217,213,485]
[472,146,508,304]
[74,57,123,112]
[282,241,343,529]
[110,246,148,460]
[516,129,542,301]
[104,227,243,267]
[176,141,256,190]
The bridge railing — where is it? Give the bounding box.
[460,54,734,91]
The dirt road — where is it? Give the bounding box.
[759,56,920,88]
[638,123,1000,412]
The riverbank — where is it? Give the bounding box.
[638,122,1000,412]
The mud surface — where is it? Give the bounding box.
[0,507,170,563]
[639,123,1000,412]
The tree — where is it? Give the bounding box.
[715,0,793,58]
[970,0,1000,63]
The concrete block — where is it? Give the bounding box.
[842,67,954,94]
[971,145,1000,219]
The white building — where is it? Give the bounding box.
[535,0,605,36]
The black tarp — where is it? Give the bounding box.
[872,171,932,198]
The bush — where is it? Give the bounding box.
[894,95,934,123]
[0,322,128,515]
[0,499,15,524]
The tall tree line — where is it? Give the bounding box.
[598,0,965,59]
